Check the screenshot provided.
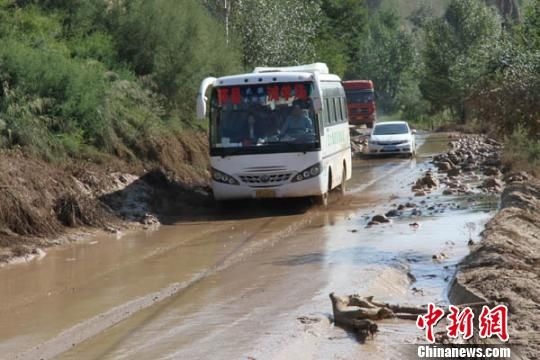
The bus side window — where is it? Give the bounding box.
[329,97,337,124]
[340,97,348,122]
[334,98,342,123]
[323,98,330,126]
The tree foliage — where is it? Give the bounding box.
[349,9,415,113]
[0,0,239,158]
[419,0,502,120]
[231,0,320,68]
[316,0,368,77]
[0,0,538,164]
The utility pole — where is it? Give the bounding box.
[224,0,230,45]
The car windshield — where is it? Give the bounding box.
[372,123,409,135]
[210,82,319,154]
[345,89,374,104]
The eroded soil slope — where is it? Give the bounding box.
[0,131,210,261]
[450,175,540,358]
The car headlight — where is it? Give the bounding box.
[397,140,410,145]
[211,168,240,185]
[292,163,322,183]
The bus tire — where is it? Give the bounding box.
[315,192,328,207]
[315,172,332,207]
[339,165,347,195]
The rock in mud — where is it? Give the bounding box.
[385,209,401,218]
[411,209,422,216]
[371,214,391,224]
[480,177,503,193]
[483,167,502,177]
[447,168,461,178]
[437,162,454,172]
[448,153,460,165]
[432,252,448,262]
[504,171,529,183]
[415,172,439,189]
[141,213,160,226]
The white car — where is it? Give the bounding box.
[367,121,416,156]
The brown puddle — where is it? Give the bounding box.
[0,133,498,360]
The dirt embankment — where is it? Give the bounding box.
[449,175,540,358]
[0,131,212,262]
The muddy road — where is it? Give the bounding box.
[0,133,498,360]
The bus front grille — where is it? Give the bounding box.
[239,173,292,185]
[242,166,288,173]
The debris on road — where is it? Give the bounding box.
[412,171,439,194]
[349,128,369,155]
[432,252,448,262]
[450,177,540,358]
[370,214,391,224]
[479,177,503,193]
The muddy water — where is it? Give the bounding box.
[0,134,498,360]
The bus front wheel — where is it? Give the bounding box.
[315,172,332,207]
[315,192,328,207]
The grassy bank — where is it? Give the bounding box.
[0,1,237,161]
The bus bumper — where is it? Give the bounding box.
[212,176,325,201]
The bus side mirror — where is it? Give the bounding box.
[196,77,217,119]
[196,94,207,120]
[312,72,324,114]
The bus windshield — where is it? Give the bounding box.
[210,82,319,155]
[345,89,374,104]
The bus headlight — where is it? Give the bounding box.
[211,168,240,185]
[292,163,322,183]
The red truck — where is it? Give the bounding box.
[343,80,376,128]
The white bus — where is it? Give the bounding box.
[196,63,351,205]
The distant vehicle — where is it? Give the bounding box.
[196,63,352,206]
[343,80,376,128]
[367,121,416,157]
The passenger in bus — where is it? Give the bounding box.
[262,112,281,137]
[241,114,264,145]
[280,104,313,136]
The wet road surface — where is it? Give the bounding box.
[0,134,498,359]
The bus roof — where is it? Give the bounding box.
[342,80,374,90]
[214,63,341,87]
[253,63,329,74]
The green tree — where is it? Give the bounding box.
[316,0,368,77]
[231,0,320,68]
[419,0,501,121]
[349,9,415,113]
[108,0,241,107]
[520,0,540,50]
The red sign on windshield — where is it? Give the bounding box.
[267,85,280,102]
[231,87,242,105]
[295,84,307,100]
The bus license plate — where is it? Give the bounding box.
[256,189,276,198]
